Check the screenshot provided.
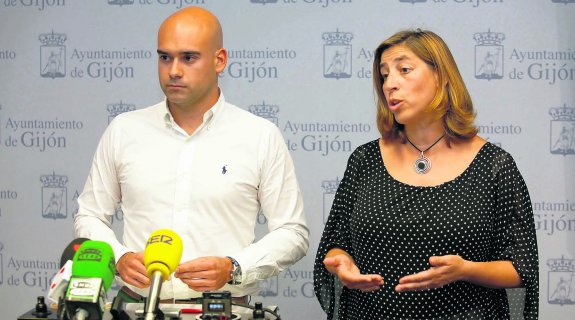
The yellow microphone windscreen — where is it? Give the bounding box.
[144,229,183,279]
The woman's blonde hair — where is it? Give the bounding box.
[372,29,477,144]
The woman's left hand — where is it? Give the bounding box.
[395,255,467,292]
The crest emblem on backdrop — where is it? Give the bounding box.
[321,178,340,224]
[40,172,68,220]
[322,30,353,79]
[473,29,505,80]
[107,101,136,124]
[39,31,67,79]
[258,275,279,297]
[549,105,575,156]
[547,256,575,305]
[249,101,279,127]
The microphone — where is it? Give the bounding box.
[64,240,116,320]
[48,238,89,305]
[61,238,90,268]
[142,229,183,320]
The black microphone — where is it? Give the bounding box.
[60,238,90,268]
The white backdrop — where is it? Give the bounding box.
[0,1,574,319]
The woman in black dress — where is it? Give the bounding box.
[313,30,539,319]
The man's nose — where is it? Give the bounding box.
[169,59,183,78]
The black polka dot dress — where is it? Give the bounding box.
[313,140,539,320]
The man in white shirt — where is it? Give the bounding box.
[74,6,309,300]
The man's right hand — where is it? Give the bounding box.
[116,252,151,288]
[324,249,384,292]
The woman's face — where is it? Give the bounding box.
[379,44,439,127]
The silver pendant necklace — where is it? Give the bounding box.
[405,134,445,174]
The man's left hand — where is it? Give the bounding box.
[174,256,232,292]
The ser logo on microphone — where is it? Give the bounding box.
[147,235,173,245]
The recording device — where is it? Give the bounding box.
[64,240,115,320]
[202,291,232,319]
[48,238,89,305]
[142,229,183,320]
[106,289,283,320]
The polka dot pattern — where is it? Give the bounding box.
[313,140,539,320]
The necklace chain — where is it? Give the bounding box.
[405,134,445,154]
[405,134,445,174]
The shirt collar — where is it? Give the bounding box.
[162,91,226,134]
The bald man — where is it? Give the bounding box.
[74,7,309,301]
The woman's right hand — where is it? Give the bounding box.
[324,248,384,292]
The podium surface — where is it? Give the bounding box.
[19,302,278,320]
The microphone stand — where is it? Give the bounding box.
[143,271,164,320]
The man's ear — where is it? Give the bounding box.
[214,48,227,73]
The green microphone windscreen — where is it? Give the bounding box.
[72,240,116,292]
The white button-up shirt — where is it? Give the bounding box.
[75,93,309,298]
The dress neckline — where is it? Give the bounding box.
[376,140,491,188]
